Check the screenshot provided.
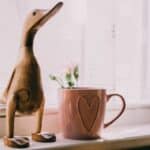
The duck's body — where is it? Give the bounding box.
[2,2,63,148]
[7,51,42,114]
[1,42,44,113]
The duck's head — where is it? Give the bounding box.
[23,2,63,47]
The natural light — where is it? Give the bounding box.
[1,1,150,150]
[0,0,149,107]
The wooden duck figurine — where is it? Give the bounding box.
[1,2,63,148]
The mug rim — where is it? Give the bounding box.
[58,87,106,91]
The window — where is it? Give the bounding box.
[0,0,149,107]
[84,0,150,105]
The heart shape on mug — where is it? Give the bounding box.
[78,95,100,132]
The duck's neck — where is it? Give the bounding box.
[20,30,37,55]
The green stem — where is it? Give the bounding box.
[56,78,64,88]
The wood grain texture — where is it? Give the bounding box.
[1,2,63,148]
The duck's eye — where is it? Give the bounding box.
[33,11,36,16]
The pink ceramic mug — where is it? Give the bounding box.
[59,88,126,139]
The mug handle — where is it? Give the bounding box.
[104,93,126,128]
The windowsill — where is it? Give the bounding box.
[1,103,150,149]
[1,103,150,135]
[1,124,150,149]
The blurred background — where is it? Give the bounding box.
[0,0,149,106]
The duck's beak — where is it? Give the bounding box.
[31,2,63,31]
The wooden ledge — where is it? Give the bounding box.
[1,124,150,149]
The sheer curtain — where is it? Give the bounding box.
[114,0,144,103]
[84,0,147,104]
[9,0,85,106]
[0,0,20,94]
[143,0,150,101]
[0,0,149,107]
